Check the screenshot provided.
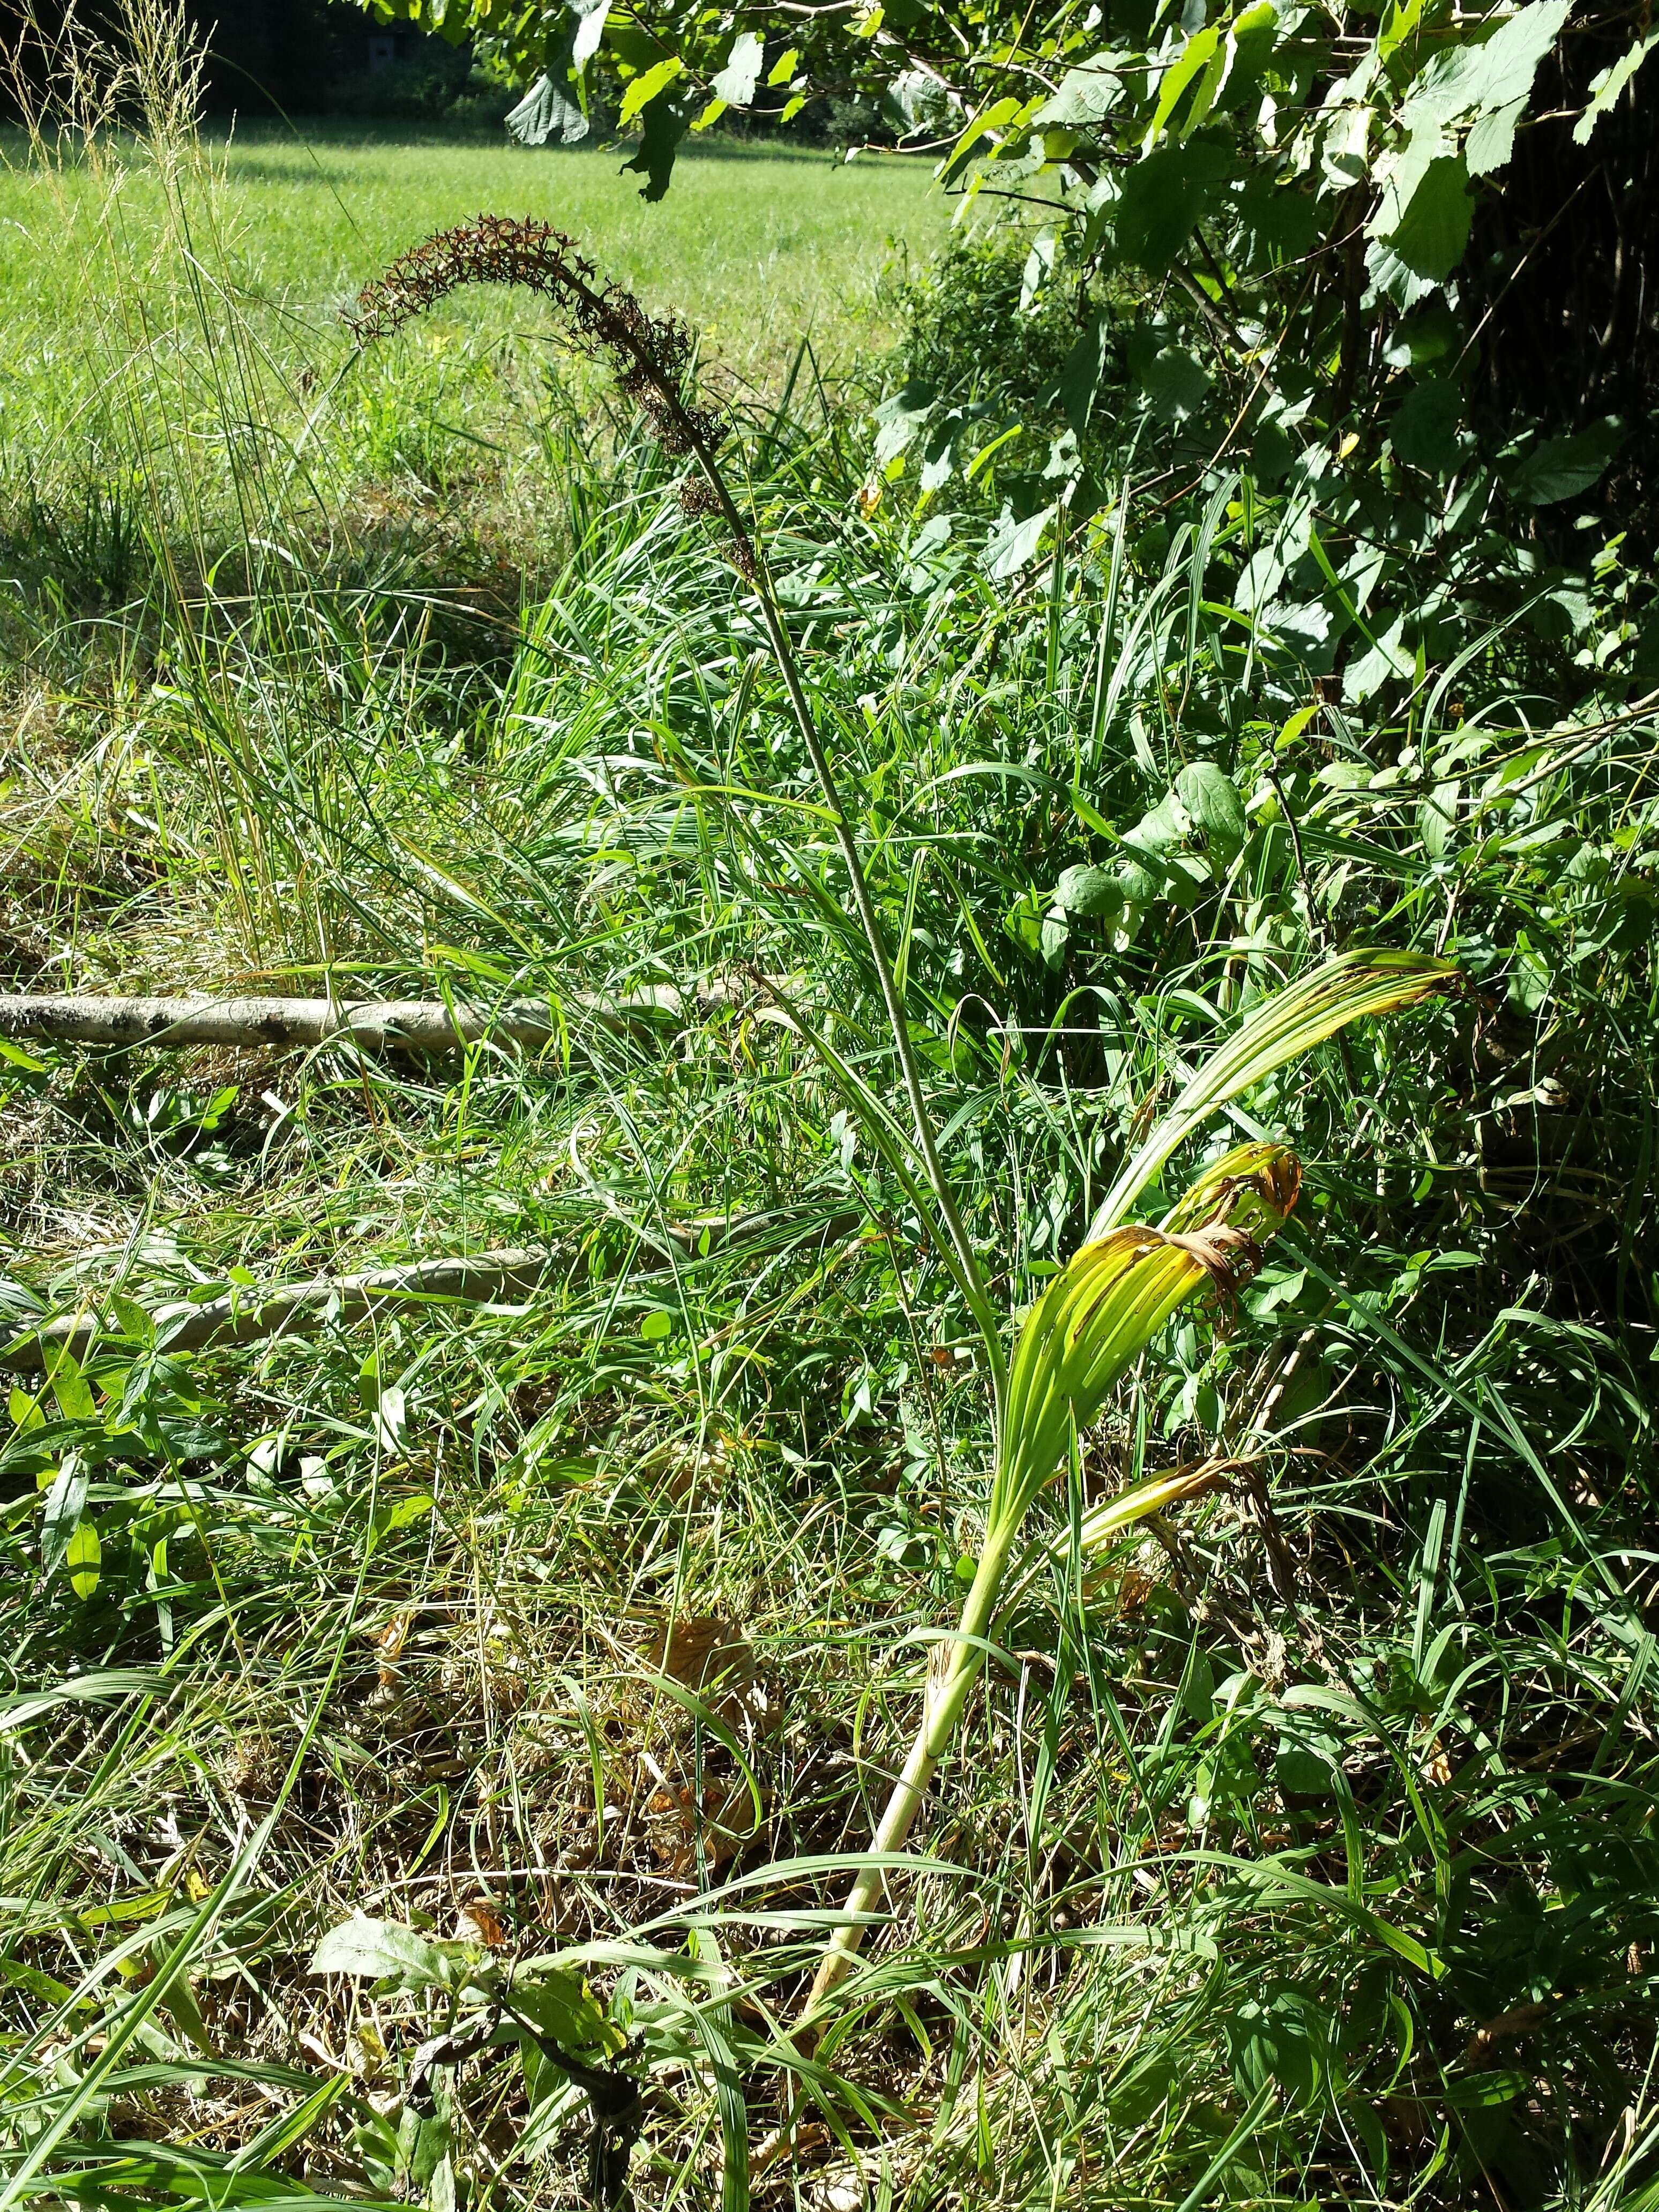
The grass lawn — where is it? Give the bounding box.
[0,125,945,470]
[0,123,945,640]
[200,127,946,385]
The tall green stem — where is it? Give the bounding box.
[802,1540,1008,2021]
[687,444,1007,1415]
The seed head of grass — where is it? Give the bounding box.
[348,213,728,475]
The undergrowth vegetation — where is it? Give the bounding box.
[2,8,1657,2211]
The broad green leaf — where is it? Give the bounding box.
[1218,3,1281,112]
[371,1384,406,1453]
[1321,100,1372,192]
[505,72,588,145]
[1144,24,1221,146]
[1343,619,1415,703]
[1228,1989,1321,2108]
[40,1452,88,1575]
[109,1291,154,1343]
[1056,863,1123,917]
[1399,0,1571,130]
[1131,337,1212,422]
[399,2108,452,2194]
[872,378,936,465]
[1112,141,1237,273]
[619,54,683,124]
[509,1967,615,2056]
[1378,148,1473,281]
[940,94,1025,184]
[985,502,1056,580]
[1019,230,1057,312]
[1131,789,1188,852]
[1378,0,1429,64]
[65,1516,100,1601]
[1509,420,1626,504]
[1058,313,1109,436]
[1574,27,1659,141]
[1234,175,1320,272]
[1175,763,1246,857]
[373,1491,434,1536]
[1389,375,1464,471]
[1466,94,1526,175]
[310,1916,477,1992]
[50,1353,97,1424]
[1034,52,1126,125]
[10,1386,44,1430]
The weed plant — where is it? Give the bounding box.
[1,9,1657,2211]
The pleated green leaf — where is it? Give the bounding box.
[1086,949,1456,1239]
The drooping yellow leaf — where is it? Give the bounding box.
[995,1144,1299,1539]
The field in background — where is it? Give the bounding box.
[0,124,941,674]
[211,128,940,383]
[0,125,940,417]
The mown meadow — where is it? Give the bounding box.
[1,8,1657,2212]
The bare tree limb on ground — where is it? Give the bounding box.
[0,1206,858,1369]
[0,985,749,1054]
[0,994,559,1053]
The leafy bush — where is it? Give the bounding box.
[892,221,1093,419]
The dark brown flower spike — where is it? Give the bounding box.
[348,214,739,548]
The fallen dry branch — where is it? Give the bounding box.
[0,993,563,1054]
[0,978,769,1058]
[1,1206,857,1370]
[2,1246,558,1369]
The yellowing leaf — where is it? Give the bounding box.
[1086,950,1456,1238]
[997,1144,1299,1539]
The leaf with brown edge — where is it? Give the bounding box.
[993,1141,1300,1541]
